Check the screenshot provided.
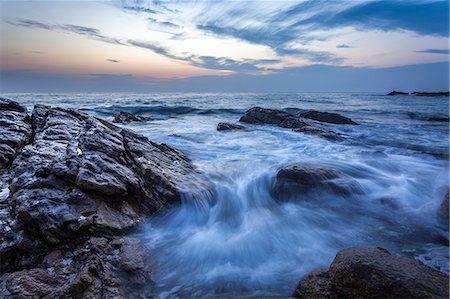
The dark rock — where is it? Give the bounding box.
[293,126,343,140]
[0,98,31,169]
[428,117,450,122]
[299,110,358,125]
[279,117,308,129]
[412,92,450,97]
[387,91,408,96]
[113,111,151,124]
[438,190,449,227]
[239,107,292,125]
[217,122,245,131]
[273,164,362,199]
[6,268,57,298]
[294,247,449,298]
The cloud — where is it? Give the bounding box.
[106,59,120,63]
[8,19,126,46]
[415,49,450,55]
[336,44,354,49]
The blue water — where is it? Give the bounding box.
[3,92,449,298]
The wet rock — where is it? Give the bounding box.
[387,91,408,96]
[273,164,362,199]
[217,122,245,131]
[428,117,450,122]
[293,247,449,298]
[239,107,292,125]
[293,126,342,141]
[0,98,31,169]
[279,117,308,129]
[438,190,449,227]
[113,111,150,124]
[412,91,450,97]
[299,110,358,125]
[6,268,57,299]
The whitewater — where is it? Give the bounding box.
[3,92,449,298]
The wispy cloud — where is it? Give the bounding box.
[106,59,119,63]
[415,49,450,55]
[337,44,354,49]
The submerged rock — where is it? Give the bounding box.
[293,126,342,140]
[299,110,358,125]
[113,111,151,124]
[387,91,408,96]
[438,190,449,227]
[273,164,362,199]
[279,116,308,129]
[239,107,292,125]
[412,91,450,97]
[428,117,450,122]
[0,98,32,169]
[217,122,245,131]
[293,247,449,298]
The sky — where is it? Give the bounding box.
[0,0,449,92]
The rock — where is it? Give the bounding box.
[217,122,245,131]
[113,111,151,124]
[279,117,308,129]
[273,164,362,199]
[299,110,358,125]
[387,91,408,96]
[239,107,292,125]
[6,268,57,299]
[412,92,450,97]
[0,98,31,169]
[293,126,342,141]
[428,117,450,122]
[438,191,449,227]
[293,247,449,298]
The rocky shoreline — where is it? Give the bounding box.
[0,98,448,298]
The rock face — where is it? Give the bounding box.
[113,111,151,124]
[387,91,408,96]
[239,107,292,125]
[0,98,32,169]
[217,122,245,131]
[0,99,211,298]
[239,107,343,140]
[299,110,358,125]
[293,247,449,299]
[273,164,362,199]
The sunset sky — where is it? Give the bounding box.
[1,0,449,92]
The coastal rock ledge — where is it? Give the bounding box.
[0,98,210,298]
[293,247,449,299]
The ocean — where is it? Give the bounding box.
[3,92,449,298]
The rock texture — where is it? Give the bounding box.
[0,98,32,169]
[438,190,449,227]
[113,111,151,124]
[293,247,449,299]
[273,164,362,199]
[239,107,343,140]
[217,122,245,131]
[299,110,358,125]
[0,99,211,298]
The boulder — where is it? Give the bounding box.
[293,126,342,141]
[387,91,408,96]
[273,164,362,199]
[293,247,449,298]
[113,111,151,124]
[239,107,292,125]
[299,110,358,125]
[279,117,308,129]
[0,98,31,169]
[217,122,245,131]
[428,117,450,122]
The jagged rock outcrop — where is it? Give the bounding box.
[293,247,449,298]
[0,99,211,298]
[217,122,245,131]
[299,110,358,125]
[113,111,151,124]
[273,164,362,199]
[0,98,32,169]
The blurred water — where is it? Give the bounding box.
[3,92,449,298]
